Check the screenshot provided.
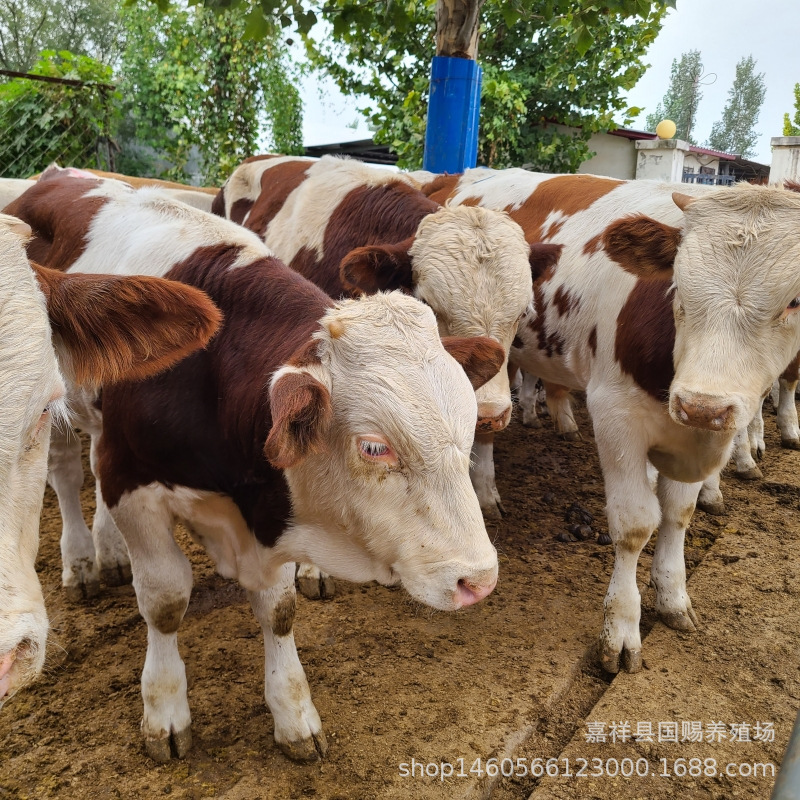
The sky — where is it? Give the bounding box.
[300,0,799,167]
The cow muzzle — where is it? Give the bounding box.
[670,392,737,431]
[454,568,498,608]
[476,406,511,433]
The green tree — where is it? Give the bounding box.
[783,83,800,136]
[706,56,765,157]
[0,0,122,72]
[0,50,118,177]
[645,49,704,143]
[118,2,303,184]
[306,1,666,170]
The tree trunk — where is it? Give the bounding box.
[435,0,485,59]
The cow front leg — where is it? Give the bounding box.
[697,471,725,515]
[651,475,701,632]
[48,427,100,600]
[470,433,505,518]
[590,404,659,674]
[776,376,800,449]
[731,423,762,480]
[112,488,193,762]
[89,436,131,586]
[296,562,335,600]
[248,563,327,763]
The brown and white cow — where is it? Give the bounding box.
[213,155,535,521]
[416,167,800,673]
[0,212,220,702]
[9,173,504,762]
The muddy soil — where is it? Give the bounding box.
[1,396,797,800]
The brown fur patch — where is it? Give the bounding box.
[602,215,681,277]
[242,160,312,236]
[271,592,296,637]
[506,175,623,241]
[229,197,254,225]
[528,243,563,283]
[441,336,505,390]
[5,176,107,268]
[786,180,800,194]
[288,338,323,369]
[614,277,676,401]
[529,283,565,358]
[553,285,580,317]
[588,325,597,357]
[418,174,461,204]
[583,233,604,255]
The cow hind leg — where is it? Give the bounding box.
[296,562,335,600]
[543,381,580,441]
[48,427,100,600]
[651,475,701,632]
[112,488,193,762]
[517,371,542,428]
[89,436,132,586]
[470,432,505,518]
[249,563,327,763]
[776,377,800,450]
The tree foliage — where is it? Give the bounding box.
[0,0,122,72]
[118,2,303,184]
[706,56,765,158]
[0,49,118,177]
[305,1,666,170]
[784,83,800,137]
[644,49,703,144]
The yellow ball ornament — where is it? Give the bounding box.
[656,119,677,139]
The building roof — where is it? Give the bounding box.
[609,128,737,160]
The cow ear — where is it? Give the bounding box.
[529,242,563,283]
[340,238,415,294]
[442,336,506,391]
[602,215,681,278]
[32,264,222,386]
[264,368,332,469]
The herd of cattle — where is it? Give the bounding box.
[1,155,800,766]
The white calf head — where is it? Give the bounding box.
[266,292,504,611]
[606,186,800,433]
[340,206,533,431]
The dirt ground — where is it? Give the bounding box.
[1,395,798,800]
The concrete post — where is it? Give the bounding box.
[634,139,691,182]
[769,137,800,185]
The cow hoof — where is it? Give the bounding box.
[521,413,542,429]
[145,726,192,762]
[780,438,800,451]
[297,574,335,600]
[481,500,505,519]
[696,498,725,516]
[659,607,698,632]
[560,430,581,442]
[734,465,763,481]
[100,563,133,587]
[277,730,328,763]
[599,642,642,674]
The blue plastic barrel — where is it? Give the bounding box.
[422,55,483,174]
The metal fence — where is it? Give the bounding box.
[0,69,117,178]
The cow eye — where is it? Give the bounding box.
[357,435,398,465]
[789,297,800,310]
